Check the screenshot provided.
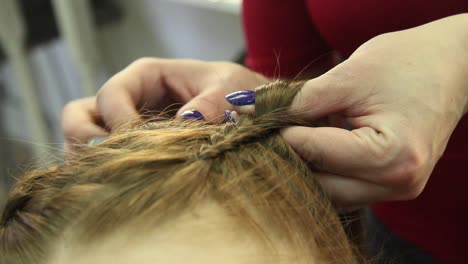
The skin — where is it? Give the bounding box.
[49,201,310,264]
[62,14,468,207]
[278,14,468,207]
[61,60,268,152]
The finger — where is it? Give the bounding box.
[62,97,108,151]
[230,105,255,115]
[226,71,356,118]
[64,124,109,153]
[178,71,265,121]
[281,126,395,182]
[224,90,256,115]
[289,69,357,120]
[314,171,393,208]
[96,58,171,130]
[178,86,255,122]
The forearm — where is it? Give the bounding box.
[446,14,468,115]
[419,14,468,115]
[455,14,468,115]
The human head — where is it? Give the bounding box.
[0,81,364,263]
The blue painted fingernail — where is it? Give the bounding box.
[225,90,255,106]
[180,109,204,120]
[224,110,234,122]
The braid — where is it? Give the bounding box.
[1,79,364,264]
[197,80,309,160]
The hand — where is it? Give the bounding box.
[232,15,468,207]
[62,58,268,152]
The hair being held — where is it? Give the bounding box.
[0,81,366,264]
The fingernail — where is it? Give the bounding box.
[225,90,255,106]
[231,111,239,121]
[180,109,204,120]
[88,136,107,145]
[224,110,234,122]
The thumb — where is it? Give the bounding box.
[291,72,356,120]
[228,72,356,119]
[281,126,389,181]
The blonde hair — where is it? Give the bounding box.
[0,81,365,263]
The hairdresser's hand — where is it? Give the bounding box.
[62,59,268,151]
[232,15,468,207]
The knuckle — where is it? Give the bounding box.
[389,145,429,200]
[400,147,427,197]
[96,81,117,105]
[369,132,430,201]
[96,80,112,101]
[356,127,397,167]
[62,100,78,115]
[400,144,427,183]
[392,179,425,201]
[369,132,396,162]
[97,57,162,98]
[61,99,92,141]
[61,101,80,127]
[95,87,106,103]
[131,57,160,69]
[400,182,425,200]
[405,146,427,177]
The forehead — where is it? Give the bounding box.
[49,201,312,264]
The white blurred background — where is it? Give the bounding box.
[0,0,243,199]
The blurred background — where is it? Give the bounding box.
[0,0,243,203]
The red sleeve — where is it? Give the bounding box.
[242,0,331,79]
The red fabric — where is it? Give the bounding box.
[242,0,331,78]
[243,1,468,263]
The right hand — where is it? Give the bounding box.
[61,58,268,152]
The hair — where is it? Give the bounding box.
[0,80,366,263]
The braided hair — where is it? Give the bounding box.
[0,80,365,264]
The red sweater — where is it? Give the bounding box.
[243,1,468,263]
